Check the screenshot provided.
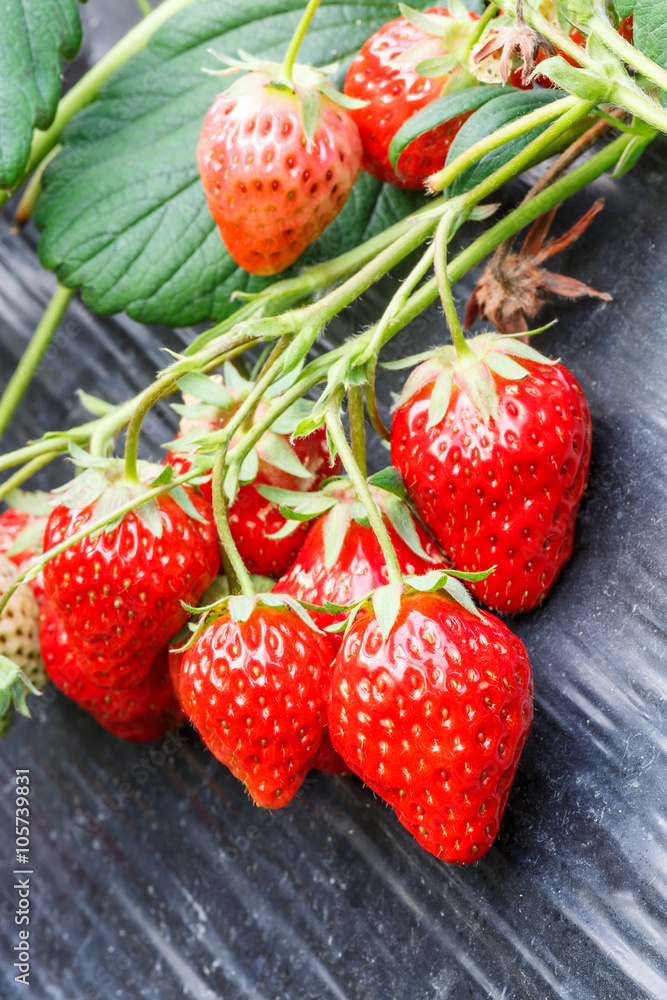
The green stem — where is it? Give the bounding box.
[347,386,367,479]
[428,94,586,193]
[282,0,323,83]
[0,453,58,503]
[0,284,74,440]
[211,447,254,597]
[590,10,667,93]
[12,145,61,229]
[135,0,152,15]
[0,467,200,617]
[124,374,183,485]
[364,359,390,443]
[465,1,497,58]
[326,398,402,587]
[25,0,197,181]
[433,212,473,363]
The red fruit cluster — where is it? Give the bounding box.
[0,506,47,603]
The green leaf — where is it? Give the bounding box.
[0,0,83,189]
[177,373,234,408]
[388,85,505,172]
[278,495,338,520]
[447,90,563,196]
[631,1,667,81]
[372,583,403,640]
[613,1,635,17]
[531,57,610,103]
[36,0,425,327]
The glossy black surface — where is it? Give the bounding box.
[1,3,666,998]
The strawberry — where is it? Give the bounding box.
[40,601,185,742]
[272,477,446,635]
[344,5,479,189]
[0,554,47,737]
[328,589,533,862]
[165,369,338,577]
[391,334,592,613]
[180,597,337,807]
[43,456,220,676]
[0,496,50,604]
[198,59,362,275]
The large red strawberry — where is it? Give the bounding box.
[165,371,337,577]
[328,589,533,863]
[180,598,337,807]
[198,59,362,275]
[391,334,592,613]
[43,458,220,676]
[40,601,185,741]
[273,479,446,635]
[344,5,479,189]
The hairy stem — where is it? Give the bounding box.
[347,386,367,478]
[326,399,402,587]
[212,447,254,597]
[282,0,323,83]
[434,212,473,362]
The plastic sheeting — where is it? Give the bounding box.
[1,3,666,998]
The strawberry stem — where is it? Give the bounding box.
[465,1,498,59]
[211,446,255,598]
[434,212,475,364]
[326,398,402,588]
[347,386,367,479]
[282,0,323,85]
[0,283,74,441]
[0,452,58,503]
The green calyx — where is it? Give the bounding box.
[52,444,208,538]
[386,325,557,427]
[204,50,367,141]
[166,366,316,496]
[0,655,41,738]
[398,1,481,81]
[256,467,437,569]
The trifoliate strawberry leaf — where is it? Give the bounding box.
[36,0,425,327]
[628,1,667,87]
[0,0,83,189]
[446,89,563,196]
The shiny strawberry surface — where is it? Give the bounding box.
[43,490,220,667]
[180,606,337,807]
[40,601,185,741]
[392,359,592,613]
[329,591,533,863]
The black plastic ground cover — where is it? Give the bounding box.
[1,3,666,998]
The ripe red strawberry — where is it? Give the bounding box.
[43,459,220,675]
[40,601,185,741]
[0,501,49,603]
[328,590,533,863]
[391,335,592,613]
[180,600,337,807]
[165,371,338,577]
[198,67,362,275]
[273,482,446,635]
[344,5,479,189]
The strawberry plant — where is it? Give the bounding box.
[1,0,667,874]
